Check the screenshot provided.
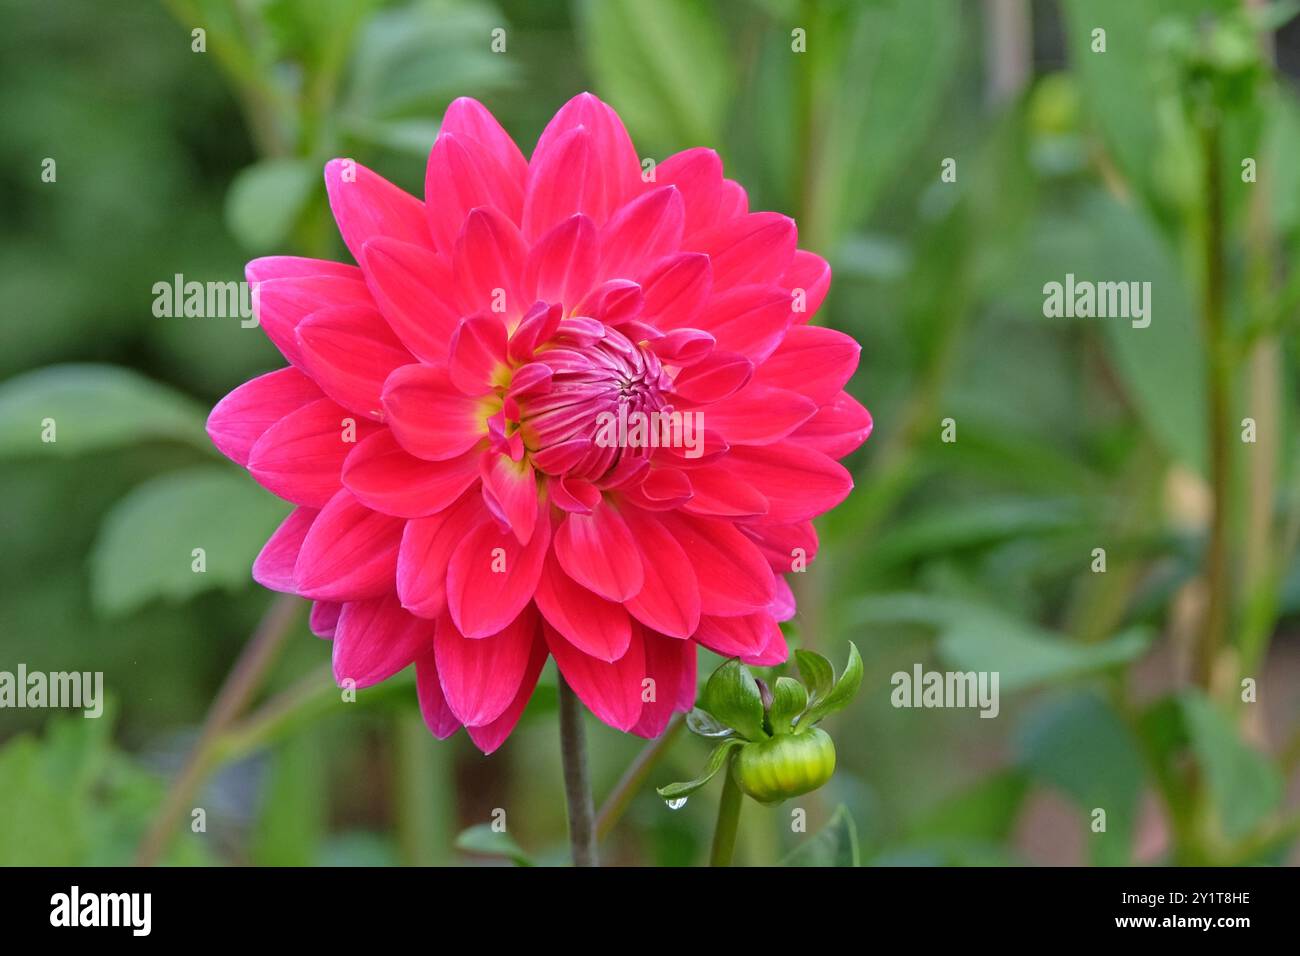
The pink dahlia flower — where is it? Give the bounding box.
[208,93,871,752]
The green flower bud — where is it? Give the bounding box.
[733,727,836,805]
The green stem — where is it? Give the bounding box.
[709,758,744,867]
[557,674,598,867]
[1197,113,1231,691]
[595,716,684,841]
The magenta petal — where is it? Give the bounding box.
[343,430,482,518]
[689,382,817,446]
[252,274,372,368]
[670,350,753,404]
[464,633,548,753]
[524,214,598,309]
[424,131,524,255]
[480,453,538,544]
[294,490,404,601]
[554,501,644,602]
[332,594,435,688]
[781,250,831,323]
[309,600,342,638]
[296,304,415,419]
[381,363,487,461]
[631,629,695,738]
[438,98,529,196]
[620,506,700,639]
[453,206,527,317]
[247,398,376,507]
[448,312,509,396]
[689,211,796,288]
[754,324,860,405]
[533,551,631,661]
[724,442,854,524]
[639,252,713,329]
[415,651,462,739]
[325,158,430,263]
[694,613,782,663]
[659,511,775,616]
[207,367,322,467]
[435,605,537,726]
[252,506,318,593]
[397,491,489,619]
[789,391,873,459]
[445,512,550,639]
[698,284,793,363]
[599,185,685,282]
[543,620,645,732]
[655,147,725,238]
[360,238,460,364]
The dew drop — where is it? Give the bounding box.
[665,797,688,810]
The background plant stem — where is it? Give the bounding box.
[595,716,684,841]
[709,760,744,867]
[557,674,598,867]
[136,594,301,866]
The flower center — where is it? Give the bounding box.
[518,325,672,481]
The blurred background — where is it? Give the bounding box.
[1,0,1298,866]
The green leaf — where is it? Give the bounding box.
[576,0,732,151]
[794,649,834,701]
[768,677,807,735]
[781,805,860,867]
[1180,692,1283,841]
[852,593,1151,692]
[0,364,210,459]
[656,738,744,801]
[1018,692,1144,865]
[802,642,863,727]
[90,465,291,616]
[454,824,534,867]
[225,158,316,252]
[684,707,735,738]
[698,659,766,741]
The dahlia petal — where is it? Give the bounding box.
[599,185,685,281]
[670,350,753,404]
[294,489,404,601]
[549,474,602,514]
[435,605,538,726]
[678,464,769,518]
[253,274,372,368]
[424,131,524,255]
[480,452,538,544]
[770,576,796,623]
[789,390,873,459]
[523,214,598,308]
[691,382,816,445]
[620,506,701,639]
[445,512,550,639]
[381,363,488,461]
[449,312,509,396]
[698,285,793,363]
[638,252,712,329]
[689,212,796,288]
[397,490,489,619]
[297,304,415,419]
[659,511,775,616]
[694,612,779,660]
[648,327,714,366]
[554,501,643,602]
[252,506,318,593]
[360,238,460,364]
[535,550,631,660]
[325,158,430,263]
[656,148,726,233]
[207,367,322,467]
[740,520,819,573]
[634,466,693,509]
[748,623,790,666]
[725,443,854,523]
[715,180,749,220]
[246,256,361,284]
[453,206,528,317]
[247,398,375,507]
[507,301,565,363]
[631,629,696,738]
[782,250,831,322]
[464,633,548,753]
[522,127,598,241]
[439,97,529,197]
[531,437,593,475]
[754,324,860,405]
[332,594,435,688]
[343,429,481,518]
[309,600,342,638]
[543,620,645,732]
[531,92,640,226]
[415,652,462,739]
[573,279,644,327]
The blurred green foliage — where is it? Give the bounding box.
[0,0,1297,867]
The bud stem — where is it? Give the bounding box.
[709,755,744,867]
[557,674,598,867]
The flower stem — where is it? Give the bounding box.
[595,716,684,841]
[556,674,598,867]
[709,757,744,867]
[136,594,301,866]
